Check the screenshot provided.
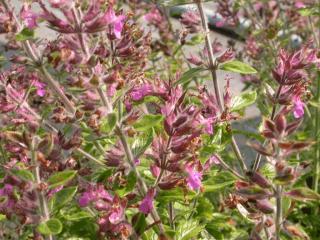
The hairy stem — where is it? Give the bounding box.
[252,85,283,171]
[31,139,53,240]
[116,125,166,235]
[275,185,282,240]
[196,0,247,173]
[314,72,320,192]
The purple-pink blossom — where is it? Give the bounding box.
[293,96,304,118]
[20,4,38,29]
[139,188,156,214]
[104,7,126,39]
[185,165,202,191]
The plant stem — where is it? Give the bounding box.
[31,139,53,240]
[275,185,282,240]
[196,0,247,173]
[116,125,166,235]
[314,72,320,192]
[252,85,283,171]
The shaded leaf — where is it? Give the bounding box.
[134,114,164,131]
[174,67,205,86]
[16,28,35,41]
[50,186,77,211]
[47,170,77,189]
[11,169,35,182]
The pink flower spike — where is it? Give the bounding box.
[139,188,156,214]
[293,96,304,119]
[185,165,202,191]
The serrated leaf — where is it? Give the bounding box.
[11,169,35,182]
[50,187,77,211]
[37,218,62,235]
[16,28,35,41]
[133,114,164,131]
[219,60,257,74]
[47,170,77,189]
[174,67,205,86]
[231,91,257,112]
[176,220,204,240]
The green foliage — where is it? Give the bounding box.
[219,60,257,74]
[16,28,35,41]
[37,218,63,235]
[47,170,77,188]
[134,114,164,131]
[230,91,257,112]
[49,186,78,211]
[10,169,35,182]
[174,67,205,86]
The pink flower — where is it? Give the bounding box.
[139,188,156,214]
[33,81,46,97]
[215,17,226,27]
[109,207,124,224]
[185,165,202,191]
[20,4,38,29]
[49,0,72,9]
[295,1,306,8]
[144,8,162,25]
[78,185,112,207]
[150,165,160,178]
[130,84,153,101]
[104,7,126,39]
[293,96,304,118]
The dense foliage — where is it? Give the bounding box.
[0,0,320,239]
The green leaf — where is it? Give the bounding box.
[196,197,214,221]
[157,188,196,204]
[132,213,148,236]
[11,169,35,182]
[100,113,117,133]
[174,67,205,86]
[285,187,320,201]
[116,171,137,197]
[47,170,77,189]
[133,114,164,131]
[219,60,257,74]
[64,211,92,221]
[298,7,319,16]
[37,218,63,235]
[50,186,77,211]
[16,28,35,41]
[176,220,204,240]
[230,91,257,112]
[0,214,6,221]
[132,129,153,159]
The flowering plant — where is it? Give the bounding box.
[0,0,319,239]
